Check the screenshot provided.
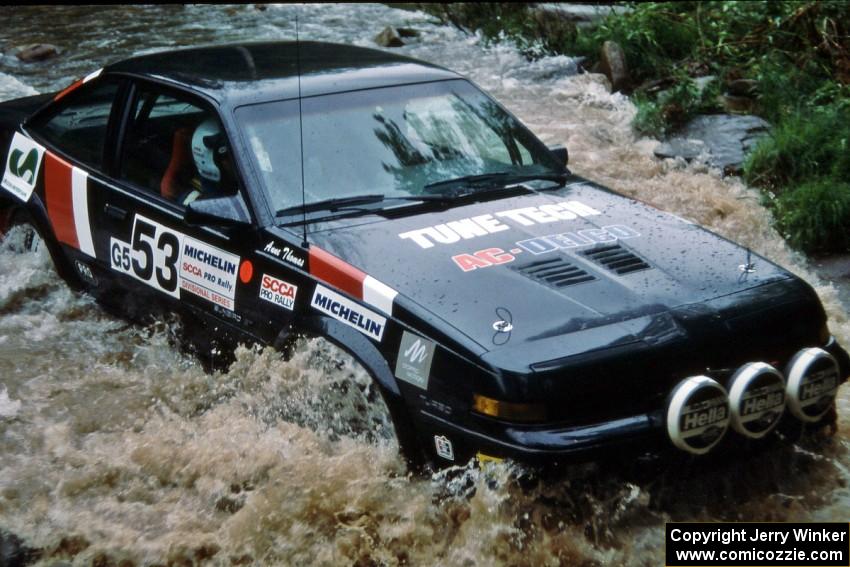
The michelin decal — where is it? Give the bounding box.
[311,284,386,341]
[2,132,45,202]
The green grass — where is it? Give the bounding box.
[772,179,850,253]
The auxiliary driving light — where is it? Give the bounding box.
[784,347,840,423]
[727,362,785,439]
[666,376,730,455]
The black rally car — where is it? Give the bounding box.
[0,41,847,466]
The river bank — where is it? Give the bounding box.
[415,1,850,257]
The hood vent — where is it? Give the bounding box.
[517,257,595,288]
[582,244,650,275]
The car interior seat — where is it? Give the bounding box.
[160,127,193,201]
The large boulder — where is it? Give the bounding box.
[598,40,629,93]
[14,43,60,63]
[654,114,771,174]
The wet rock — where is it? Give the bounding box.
[52,535,90,558]
[14,44,60,63]
[811,253,850,310]
[0,530,40,566]
[215,495,244,513]
[534,3,632,28]
[727,78,758,97]
[720,94,755,113]
[374,26,405,48]
[599,40,629,93]
[654,114,771,174]
[396,27,420,38]
[654,138,707,162]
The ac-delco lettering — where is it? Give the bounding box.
[453,224,639,272]
[311,285,386,341]
[259,274,297,311]
[399,201,601,249]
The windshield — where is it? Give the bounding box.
[236,79,563,217]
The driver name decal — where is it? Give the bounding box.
[398,201,601,249]
[2,132,45,202]
[110,214,239,310]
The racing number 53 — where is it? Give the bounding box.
[131,218,179,291]
[111,215,182,298]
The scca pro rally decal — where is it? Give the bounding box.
[259,274,297,311]
[2,132,45,202]
[311,284,386,341]
[110,214,239,310]
[398,201,601,249]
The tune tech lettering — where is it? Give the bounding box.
[398,201,602,249]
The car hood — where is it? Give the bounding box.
[301,179,791,361]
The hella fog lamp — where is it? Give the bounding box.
[666,376,730,455]
[785,347,839,423]
[727,362,785,439]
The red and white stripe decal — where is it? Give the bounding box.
[309,246,397,315]
[53,68,103,102]
[44,152,95,257]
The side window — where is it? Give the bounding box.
[119,85,237,207]
[29,79,120,169]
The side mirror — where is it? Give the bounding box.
[184,194,251,227]
[548,144,569,167]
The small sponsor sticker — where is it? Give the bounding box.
[394,331,436,390]
[311,284,387,341]
[2,132,45,202]
[180,236,239,310]
[259,273,297,311]
[434,435,454,461]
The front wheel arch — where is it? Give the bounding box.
[276,315,430,471]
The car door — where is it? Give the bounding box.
[23,76,127,289]
[90,79,264,341]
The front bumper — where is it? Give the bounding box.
[418,336,850,465]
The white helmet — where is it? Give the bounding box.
[191,117,224,182]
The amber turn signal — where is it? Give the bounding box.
[472,393,546,423]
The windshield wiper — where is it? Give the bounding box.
[276,194,386,217]
[424,171,567,193]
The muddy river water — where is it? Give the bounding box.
[0,5,849,566]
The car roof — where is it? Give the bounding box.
[104,41,463,106]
